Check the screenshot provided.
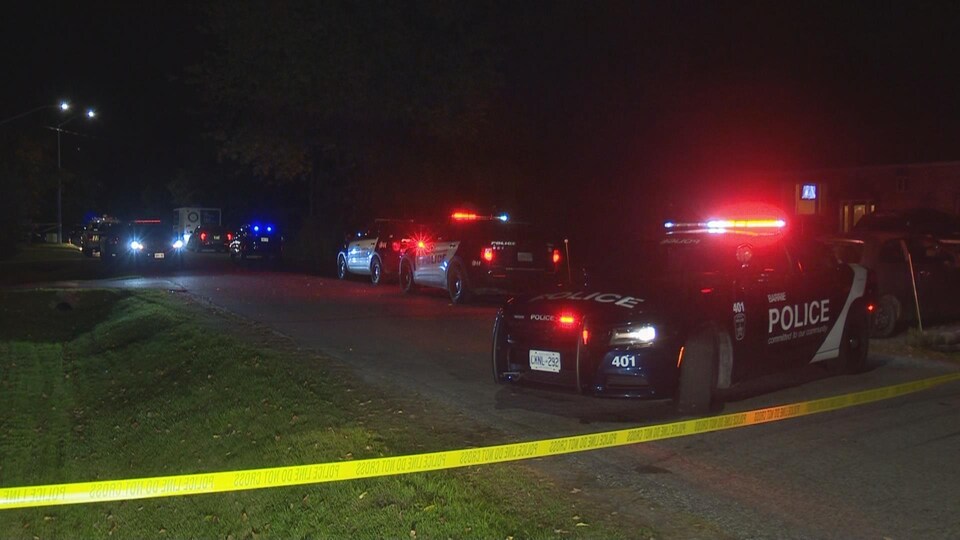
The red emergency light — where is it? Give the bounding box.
[451,212,479,220]
[482,247,495,262]
[558,313,577,327]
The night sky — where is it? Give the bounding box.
[4,1,960,234]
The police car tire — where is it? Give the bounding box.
[447,262,472,304]
[399,260,417,294]
[675,326,719,415]
[870,295,900,338]
[337,255,347,279]
[837,301,870,374]
[370,256,383,285]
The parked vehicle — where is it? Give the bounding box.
[822,232,960,336]
[229,223,282,262]
[186,224,231,252]
[337,219,425,284]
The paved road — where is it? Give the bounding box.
[34,252,960,539]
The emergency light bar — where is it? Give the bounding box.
[451,212,510,222]
[664,218,786,234]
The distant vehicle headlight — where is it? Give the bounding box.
[129,241,143,251]
[609,325,656,346]
[173,240,184,249]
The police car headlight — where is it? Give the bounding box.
[173,240,184,249]
[129,241,143,251]
[609,325,656,346]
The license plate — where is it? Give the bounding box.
[260,237,270,242]
[213,235,221,240]
[518,252,533,262]
[154,253,165,259]
[91,235,99,242]
[529,349,561,373]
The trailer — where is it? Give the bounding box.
[173,207,222,241]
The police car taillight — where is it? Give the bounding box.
[482,247,495,262]
[558,313,577,327]
[452,212,479,220]
[392,241,401,252]
[201,232,207,242]
[552,249,561,264]
[227,233,233,241]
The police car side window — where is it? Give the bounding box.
[750,244,792,274]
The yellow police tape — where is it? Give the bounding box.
[2,372,959,510]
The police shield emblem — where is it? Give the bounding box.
[734,313,746,341]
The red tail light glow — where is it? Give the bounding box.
[452,211,479,220]
[227,233,233,241]
[581,329,590,345]
[558,313,576,327]
[200,232,207,242]
[392,241,401,252]
[417,240,426,249]
[552,249,561,264]
[867,303,875,313]
[482,247,494,262]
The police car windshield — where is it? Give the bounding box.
[587,236,738,288]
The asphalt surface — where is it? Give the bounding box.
[22,251,960,539]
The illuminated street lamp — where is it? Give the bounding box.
[55,108,97,243]
[0,100,72,127]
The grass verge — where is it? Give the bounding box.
[0,289,641,538]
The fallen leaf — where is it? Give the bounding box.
[358,492,367,500]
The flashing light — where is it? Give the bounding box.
[700,287,714,294]
[558,313,577,327]
[129,240,143,251]
[86,109,96,119]
[705,219,786,229]
[253,225,260,232]
[452,211,479,220]
[867,303,876,313]
[173,240,184,249]
[581,329,590,345]
[552,249,561,264]
[664,221,675,229]
[59,101,71,111]
[226,233,233,242]
[482,247,495,262]
[267,225,273,232]
[417,240,426,249]
[497,214,509,222]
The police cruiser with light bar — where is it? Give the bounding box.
[492,212,876,414]
[399,212,563,304]
[337,219,426,285]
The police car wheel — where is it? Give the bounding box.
[447,263,472,304]
[337,255,347,279]
[370,257,382,285]
[870,295,900,338]
[836,301,870,374]
[399,261,416,294]
[675,326,719,415]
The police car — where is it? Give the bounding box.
[492,214,875,414]
[399,212,563,303]
[337,219,424,285]
[100,219,185,266]
[229,223,282,262]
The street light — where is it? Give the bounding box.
[0,100,72,127]
[55,108,97,243]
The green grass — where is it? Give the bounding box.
[0,289,640,538]
[0,244,106,286]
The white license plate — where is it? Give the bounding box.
[260,237,270,242]
[518,252,533,262]
[213,235,221,240]
[154,253,165,259]
[529,349,561,373]
[90,235,99,242]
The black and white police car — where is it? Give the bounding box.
[399,212,563,303]
[337,219,425,285]
[492,213,875,414]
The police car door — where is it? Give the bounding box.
[347,225,378,274]
[736,241,805,376]
[414,226,455,286]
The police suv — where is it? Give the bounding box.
[492,215,874,414]
[399,212,563,303]
[337,219,424,285]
